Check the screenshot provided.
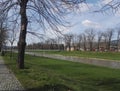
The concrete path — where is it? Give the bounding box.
[0,57,25,90]
[26,52,120,69]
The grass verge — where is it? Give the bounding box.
[31,50,120,61]
[3,53,120,91]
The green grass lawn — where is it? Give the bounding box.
[3,53,120,91]
[30,50,120,61]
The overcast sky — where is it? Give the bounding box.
[63,0,120,34]
[25,0,120,45]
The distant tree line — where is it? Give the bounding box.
[26,43,64,51]
[26,28,120,52]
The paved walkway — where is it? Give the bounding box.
[0,57,25,90]
[26,52,120,69]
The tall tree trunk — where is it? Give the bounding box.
[10,43,13,59]
[0,34,2,52]
[17,0,28,69]
[0,43,2,52]
[90,42,92,51]
[83,42,86,51]
[116,33,120,52]
[97,39,101,51]
[78,42,81,50]
[68,43,71,51]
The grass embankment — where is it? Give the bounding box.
[3,53,120,91]
[32,50,120,61]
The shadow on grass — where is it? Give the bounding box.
[27,84,73,91]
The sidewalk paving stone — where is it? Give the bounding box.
[0,58,25,90]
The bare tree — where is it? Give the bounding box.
[64,34,74,51]
[116,28,120,51]
[0,28,8,52]
[71,34,78,50]
[102,29,114,51]
[77,34,82,50]
[0,13,8,52]
[0,0,85,69]
[97,31,103,51]
[56,36,64,51]
[107,28,114,51]
[49,38,57,50]
[98,0,120,13]
[8,26,18,58]
[82,33,87,51]
[102,32,108,51]
[85,28,96,51]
